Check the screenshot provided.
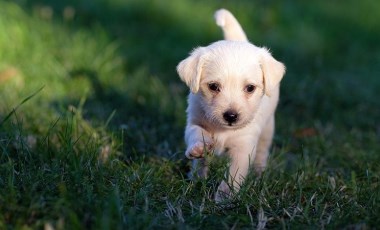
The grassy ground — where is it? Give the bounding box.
[0,0,379,229]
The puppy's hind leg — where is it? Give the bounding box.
[253,116,275,176]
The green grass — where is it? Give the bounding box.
[0,0,379,229]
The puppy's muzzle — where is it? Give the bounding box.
[223,110,239,125]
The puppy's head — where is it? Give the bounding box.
[177,40,285,129]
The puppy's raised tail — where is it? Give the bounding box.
[214,9,248,42]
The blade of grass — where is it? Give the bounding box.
[0,86,44,127]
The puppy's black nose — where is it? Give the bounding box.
[223,110,238,124]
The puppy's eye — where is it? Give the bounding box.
[245,84,256,93]
[208,82,221,92]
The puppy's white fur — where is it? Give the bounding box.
[177,9,285,202]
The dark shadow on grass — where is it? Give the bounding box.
[7,0,205,160]
[63,67,186,160]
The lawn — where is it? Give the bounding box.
[0,0,379,229]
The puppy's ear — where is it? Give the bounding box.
[260,48,286,96]
[177,47,207,93]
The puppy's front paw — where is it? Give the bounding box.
[185,141,213,159]
[215,180,232,203]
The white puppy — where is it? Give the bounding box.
[177,9,285,202]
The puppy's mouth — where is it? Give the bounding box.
[209,118,248,130]
[222,120,243,129]
[222,118,252,129]
[206,110,249,129]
